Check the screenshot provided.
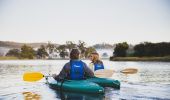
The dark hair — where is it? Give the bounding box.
[70,48,80,60]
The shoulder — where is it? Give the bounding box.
[63,62,70,69]
[79,60,88,67]
[96,60,104,65]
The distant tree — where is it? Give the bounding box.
[20,44,35,59]
[102,52,108,57]
[113,42,129,57]
[134,43,145,57]
[78,40,86,58]
[59,51,69,58]
[57,45,68,58]
[134,42,170,57]
[37,45,48,59]
[6,49,20,57]
[85,47,96,58]
[46,41,55,54]
[66,41,76,51]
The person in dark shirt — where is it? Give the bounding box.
[53,48,94,81]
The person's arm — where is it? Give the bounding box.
[53,63,70,81]
[83,62,94,78]
[89,62,94,72]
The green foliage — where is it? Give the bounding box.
[66,41,76,51]
[46,41,55,54]
[6,49,20,57]
[114,42,129,57]
[59,51,69,58]
[134,42,170,57]
[85,47,96,58]
[78,40,86,58]
[20,44,35,59]
[57,45,68,58]
[37,45,48,59]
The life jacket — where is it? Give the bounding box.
[94,63,104,71]
[70,60,84,80]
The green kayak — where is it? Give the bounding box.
[86,77,120,89]
[48,77,104,94]
[48,77,120,94]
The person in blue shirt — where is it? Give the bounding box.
[53,48,94,81]
[89,52,104,72]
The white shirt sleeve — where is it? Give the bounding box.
[89,62,94,72]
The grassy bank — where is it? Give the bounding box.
[110,56,170,62]
[0,56,19,60]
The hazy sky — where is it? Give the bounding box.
[0,0,170,46]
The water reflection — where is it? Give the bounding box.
[23,92,41,100]
[54,90,104,100]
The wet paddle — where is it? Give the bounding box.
[23,72,46,82]
[23,68,138,81]
[94,68,138,78]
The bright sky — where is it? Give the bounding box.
[0,0,170,46]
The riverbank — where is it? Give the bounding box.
[110,56,170,62]
[0,56,19,60]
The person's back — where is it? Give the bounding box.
[53,48,94,81]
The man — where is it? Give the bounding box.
[53,48,94,81]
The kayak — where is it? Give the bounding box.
[86,77,120,89]
[47,77,104,94]
[47,77,120,94]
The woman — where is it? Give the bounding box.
[53,48,94,81]
[89,52,104,72]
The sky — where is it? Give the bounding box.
[0,0,170,46]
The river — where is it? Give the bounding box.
[0,60,170,100]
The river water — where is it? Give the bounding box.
[0,60,170,100]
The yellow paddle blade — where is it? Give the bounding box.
[23,72,44,82]
[94,69,115,78]
[120,68,138,74]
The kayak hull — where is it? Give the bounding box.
[48,78,104,94]
[86,77,120,89]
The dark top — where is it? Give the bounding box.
[53,60,94,81]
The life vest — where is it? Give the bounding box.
[70,60,84,80]
[94,63,104,71]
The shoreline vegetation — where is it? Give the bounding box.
[110,56,170,62]
[1,56,170,62]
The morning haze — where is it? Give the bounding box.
[0,0,170,45]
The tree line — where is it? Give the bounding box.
[113,42,170,57]
[6,41,96,59]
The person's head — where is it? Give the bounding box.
[89,52,99,62]
[70,48,80,60]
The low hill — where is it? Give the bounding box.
[0,41,59,48]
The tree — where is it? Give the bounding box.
[6,49,20,57]
[57,45,68,58]
[46,41,55,54]
[78,40,86,58]
[20,44,35,59]
[66,41,76,51]
[113,42,129,57]
[85,47,96,58]
[37,45,48,59]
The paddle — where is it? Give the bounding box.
[23,68,138,82]
[94,68,138,78]
[23,72,45,82]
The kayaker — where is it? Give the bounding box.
[89,52,104,72]
[52,48,94,81]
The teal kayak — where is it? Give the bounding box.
[86,77,120,89]
[48,77,120,94]
[48,77,104,94]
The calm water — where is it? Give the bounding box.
[0,60,170,100]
